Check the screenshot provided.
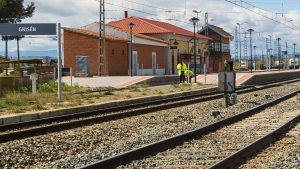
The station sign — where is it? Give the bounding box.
[0,23,57,35]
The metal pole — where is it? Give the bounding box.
[57,23,62,102]
[249,31,253,73]
[269,35,272,71]
[188,64,190,83]
[294,43,296,70]
[266,38,269,71]
[253,46,256,71]
[17,37,20,66]
[193,22,197,83]
[130,27,133,77]
[238,24,242,69]
[285,42,288,70]
[5,38,8,75]
[70,67,73,86]
[277,38,281,71]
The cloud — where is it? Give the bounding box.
[1,0,300,56]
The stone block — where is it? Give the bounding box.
[2,116,21,125]
[20,113,39,122]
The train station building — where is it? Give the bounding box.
[63,16,232,76]
[198,25,233,73]
[63,24,168,76]
[108,16,212,75]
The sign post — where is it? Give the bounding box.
[30,73,38,94]
[57,23,62,102]
[218,71,237,107]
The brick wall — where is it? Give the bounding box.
[133,44,165,69]
[64,30,128,76]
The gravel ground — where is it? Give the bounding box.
[239,121,300,169]
[0,83,299,169]
[118,97,300,169]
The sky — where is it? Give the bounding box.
[1,0,300,58]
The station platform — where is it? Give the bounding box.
[62,70,300,88]
[194,69,300,86]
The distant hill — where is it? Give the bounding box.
[0,50,57,58]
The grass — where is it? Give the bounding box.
[0,80,214,116]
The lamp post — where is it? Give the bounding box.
[277,37,281,71]
[192,10,201,31]
[268,35,272,71]
[253,46,256,71]
[128,22,135,77]
[190,17,200,83]
[293,43,296,70]
[248,29,254,73]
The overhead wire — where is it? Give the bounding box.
[225,0,300,31]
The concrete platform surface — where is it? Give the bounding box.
[62,76,152,88]
[194,69,300,86]
[62,70,300,88]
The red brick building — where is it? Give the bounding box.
[107,16,212,75]
[63,24,168,76]
[199,25,233,73]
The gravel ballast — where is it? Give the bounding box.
[0,83,299,168]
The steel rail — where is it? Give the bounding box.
[78,89,300,169]
[208,112,300,169]
[1,78,299,132]
[0,79,299,143]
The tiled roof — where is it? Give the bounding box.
[64,28,128,41]
[199,25,233,39]
[106,24,168,44]
[108,16,212,40]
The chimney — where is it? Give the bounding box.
[124,11,128,18]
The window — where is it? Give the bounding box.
[112,49,115,55]
[221,44,230,53]
[122,50,125,55]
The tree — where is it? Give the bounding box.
[0,0,35,24]
[0,0,35,72]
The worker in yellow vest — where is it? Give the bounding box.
[176,61,187,83]
[184,69,194,83]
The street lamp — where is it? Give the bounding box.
[190,17,200,83]
[268,35,273,71]
[248,28,254,73]
[293,43,296,70]
[253,45,256,71]
[128,22,135,77]
[277,37,281,71]
[192,10,201,31]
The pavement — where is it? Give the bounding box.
[62,76,152,88]
[62,69,300,88]
[194,69,300,86]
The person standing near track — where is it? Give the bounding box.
[177,61,187,83]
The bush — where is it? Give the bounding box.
[38,82,56,92]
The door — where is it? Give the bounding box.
[133,51,138,76]
[152,52,157,75]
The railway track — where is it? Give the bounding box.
[80,89,300,169]
[238,123,300,169]
[0,79,293,143]
[0,80,300,168]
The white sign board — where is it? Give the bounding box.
[218,71,236,92]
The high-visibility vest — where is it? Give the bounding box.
[224,60,228,68]
[184,70,194,76]
[177,63,182,75]
[182,63,187,71]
